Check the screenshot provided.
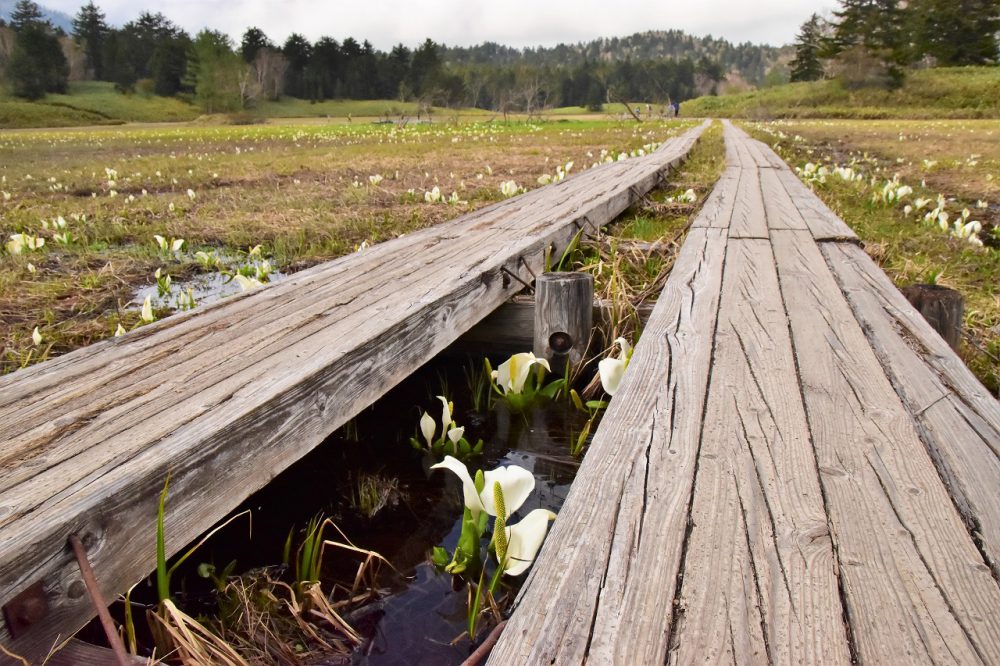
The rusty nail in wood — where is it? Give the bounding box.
[517,256,536,280]
[500,266,533,292]
[68,534,132,666]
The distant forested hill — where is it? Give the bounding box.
[442,30,791,86]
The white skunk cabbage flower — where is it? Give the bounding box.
[599,337,633,396]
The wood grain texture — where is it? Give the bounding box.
[43,639,147,665]
[760,168,808,231]
[725,122,857,241]
[489,226,730,664]
[824,242,1000,579]
[724,124,768,240]
[691,166,739,230]
[533,272,594,373]
[774,168,858,241]
[0,123,710,662]
[452,297,655,357]
[670,238,849,665]
[773,228,1000,664]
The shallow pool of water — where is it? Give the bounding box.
[106,352,594,663]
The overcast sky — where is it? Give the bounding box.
[41,0,838,49]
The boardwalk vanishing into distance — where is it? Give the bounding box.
[2,117,998,664]
[0,123,707,662]
[490,122,1000,664]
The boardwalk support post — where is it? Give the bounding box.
[900,284,964,351]
[534,272,593,375]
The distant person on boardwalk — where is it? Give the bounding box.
[672,101,680,117]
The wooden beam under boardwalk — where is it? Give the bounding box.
[0,122,708,661]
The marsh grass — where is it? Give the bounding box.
[1,119,695,374]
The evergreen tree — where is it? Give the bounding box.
[101,30,136,92]
[151,33,190,95]
[240,27,272,63]
[189,29,244,112]
[6,0,68,99]
[790,14,825,82]
[830,0,907,85]
[10,0,45,31]
[381,43,411,99]
[409,38,441,96]
[909,0,999,65]
[281,33,311,98]
[72,1,109,79]
[831,0,906,61]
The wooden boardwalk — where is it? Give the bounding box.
[0,122,708,661]
[490,121,1000,664]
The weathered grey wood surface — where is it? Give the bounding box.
[490,120,1000,664]
[0,123,709,662]
[533,272,594,373]
[453,297,655,356]
[900,283,965,350]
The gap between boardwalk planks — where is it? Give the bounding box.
[0,123,709,661]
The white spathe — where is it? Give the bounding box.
[503,508,557,576]
[431,455,534,520]
[598,337,633,396]
[493,352,551,395]
[437,395,453,430]
[420,411,436,448]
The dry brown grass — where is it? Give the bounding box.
[0,119,696,374]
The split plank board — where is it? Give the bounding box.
[724,123,768,239]
[489,193,735,662]
[0,121,709,662]
[491,121,1000,665]
[670,236,848,664]
[823,242,1000,579]
[772,228,1000,663]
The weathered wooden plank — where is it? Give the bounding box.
[726,124,757,169]
[489,220,730,662]
[760,167,808,231]
[670,238,850,664]
[772,229,1000,663]
[743,138,777,169]
[44,639,147,665]
[774,169,858,241]
[823,242,1000,579]
[0,138,671,414]
[751,138,787,169]
[691,166,739,230]
[727,164,767,239]
[722,123,856,241]
[0,147,677,479]
[0,123,710,661]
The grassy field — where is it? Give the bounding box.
[0,117,695,373]
[0,81,201,127]
[686,67,1000,119]
[0,81,498,128]
[742,118,999,393]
